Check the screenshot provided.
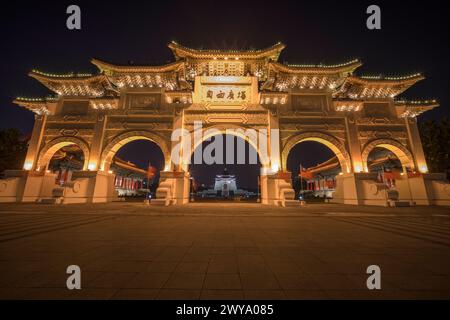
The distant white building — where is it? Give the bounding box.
[214,168,237,197]
[196,168,256,199]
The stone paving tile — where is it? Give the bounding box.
[284,290,328,299]
[175,261,209,274]
[243,290,287,300]
[156,289,201,300]
[275,274,321,290]
[0,287,117,299]
[200,289,244,300]
[204,274,242,290]
[382,275,450,291]
[86,272,137,289]
[164,273,206,290]
[146,261,178,273]
[240,273,281,290]
[122,272,171,289]
[112,289,159,300]
[181,253,212,262]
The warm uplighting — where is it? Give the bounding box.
[339,172,344,176]
[271,163,279,173]
[88,163,96,171]
[23,162,33,171]
[354,164,362,173]
[164,164,171,172]
[419,165,429,173]
[108,170,113,174]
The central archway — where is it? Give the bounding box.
[188,132,263,202]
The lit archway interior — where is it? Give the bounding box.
[47,144,85,185]
[109,139,165,198]
[367,147,403,173]
[286,141,342,201]
[366,146,407,188]
[189,134,262,201]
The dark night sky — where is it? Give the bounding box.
[0,0,449,187]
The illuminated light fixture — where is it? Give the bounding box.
[23,162,33,171]
[46,170,51,174]
[339,172,344,176]
[354,165,362,173]
[419,165,428,173]
[224,57,228,60]
[108,170,114,174]
[88,163,96,171]
[213,57,217,60]
[235,57,239,60]
[164,164,171,172]
[271,163,279,173]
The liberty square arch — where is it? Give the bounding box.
[2,42,449,206]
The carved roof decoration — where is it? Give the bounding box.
[335,74,425,99]
[90,59,189,91]
[263,60,362,91]
[29,71,110,96]
[168,41,286,61]
[395,99,439,118]
[270,59,362,73]
[13,97,56,115]
[91,59,185,74]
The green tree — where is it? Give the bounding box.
[419,117,450,177]
[0,129,28,174]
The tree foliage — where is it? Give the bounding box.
[419,117,450,176]
[0,129,28,173]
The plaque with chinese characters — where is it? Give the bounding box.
[201,85,251,105]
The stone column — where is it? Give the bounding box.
[267,110,281,172]
[88,114,107,171]
[344,117,363,173]
[404,117,428,173]
[154,107,190,205]
[260,109,295,206]
[23,114,47,171]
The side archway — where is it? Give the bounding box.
[100,130,170,171]
[361,139,415,172]
[282,132,351,173]
[37,136,90,170]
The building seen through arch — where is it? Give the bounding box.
[189,134,261,201]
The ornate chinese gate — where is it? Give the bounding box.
[1,42,449,206]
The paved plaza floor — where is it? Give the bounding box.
[0,202,449,299]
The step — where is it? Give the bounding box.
[388,200,413,207]
[37,198,61,204]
